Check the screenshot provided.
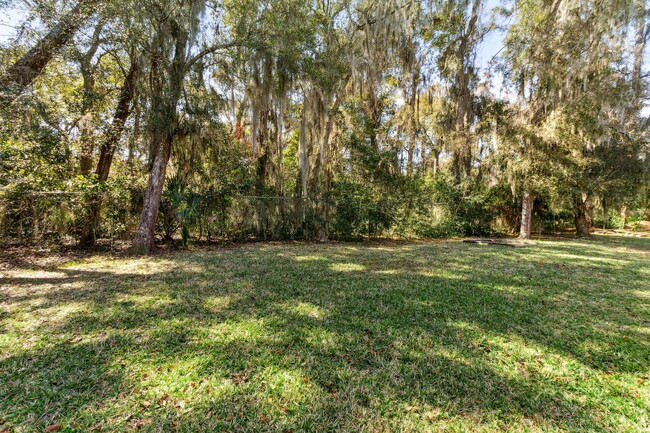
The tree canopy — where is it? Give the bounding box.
[0,0,648,251]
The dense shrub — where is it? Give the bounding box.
[329,180,396,240]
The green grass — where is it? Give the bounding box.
[1,235,649,432]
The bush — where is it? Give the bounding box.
[329,180,396,240]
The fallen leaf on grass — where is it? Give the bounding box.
[158,394,171,405]
[325,381,336,395]
[129,418,152,430]
[232,371,249,384]
[45,425,61,432]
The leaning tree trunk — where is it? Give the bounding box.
[131,132,173,254]
[0,0,100,103]
[76,21,104,177]
[80,60,139,247]
[519,190,533,239]
[131,23,188,254]
[573,195,590,238]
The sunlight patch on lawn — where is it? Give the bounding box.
[290,254,327,262]
[63,257,177,273]
[419,268,470,280]
[632,289,650,300]
[205,318,270,343]
[1,269,69,279]
[374,269,402,275]
[4,299,90,339]
[329,262,366,272]
[35,301,88,324]
[551,253,627,265]
[202,294,239,313]
[277,300,326,320]
[489,283,536,296]
[259,366,317,401]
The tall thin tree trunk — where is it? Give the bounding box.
[632,4,648,102]
[131,23,188,254]
[450,0,481,184]
[298,101,309,198]
[519,190,533,239]
[80,60,139,247]
[77,22,104,176]
[406,69,418,176]
[432,148,440,176]
[0,0,100,103]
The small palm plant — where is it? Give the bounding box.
[165,175,202,248]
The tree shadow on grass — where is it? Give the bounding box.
[1,235,648,432]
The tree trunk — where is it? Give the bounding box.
[298,101,309,198]
[80,196,102,247]
[573,195,590,237]
[131,23,188,254]
[95,61,139,182]
[432,149,440,176]
[406,69,418,176]
[632,4,648,102]
[585,194,594,229]
[317,110,336,241]
[80,60,139,247]
[0,0,100,103]
[519,190,533,239]
[77,22,104,176]
[450,0,481,184]
[131,132,173,254]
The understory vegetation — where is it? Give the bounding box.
[1,0,649,250]
[1,235,648,432]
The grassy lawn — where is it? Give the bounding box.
[1,235,649,432]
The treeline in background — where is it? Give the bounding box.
[0,0,648,252]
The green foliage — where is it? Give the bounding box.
[159,175,203,248]
[1,0,648,248]
[329,179,395,240]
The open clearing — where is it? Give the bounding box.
[1,235,649,432]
